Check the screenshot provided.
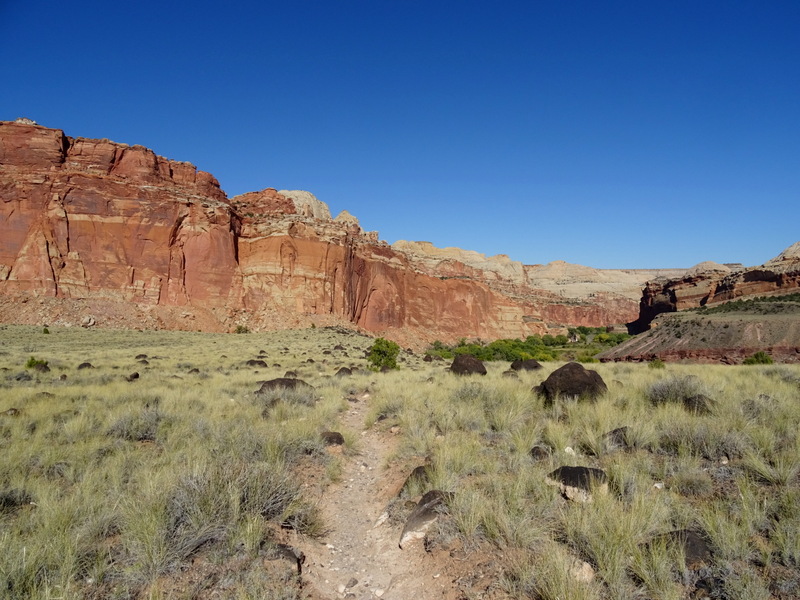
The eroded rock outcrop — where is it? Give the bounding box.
[629,245,800,333]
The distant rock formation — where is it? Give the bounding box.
[0,120,690,344]
[629,243,800,334]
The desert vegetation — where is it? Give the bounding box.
[425,327,630,363]
[1,324,799,599]
[688,293,800,315]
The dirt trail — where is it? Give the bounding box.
[296,395,457,600]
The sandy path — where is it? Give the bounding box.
[296,395,456,600]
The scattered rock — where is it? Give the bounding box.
[511,358,542,371]
[534,362,607,404]
[546,466,608,503]
[529,444,552,461]
[245,359,268,368]
[77,362,94,370]
[423,355,433,362]
[137,359,149,365]
[32,363,50,373]
[399,490,453,548]
[1,408,20,416]
[80,315,96,328]
[135,354,148,360]
[569,557,596,583]
[321,431,345,446]
[266,543,305,575]
[12,372,32,382]
[284,370,298,378]
[502,370,518,378]
[125,372,139,382]
[335,367,352,377]
[450,354,487,376]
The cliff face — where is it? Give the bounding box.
[0,120,646,344]
[629,248,800,334]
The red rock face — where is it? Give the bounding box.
[630,261,800,333]
[0,120,639,343]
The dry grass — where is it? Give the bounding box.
[2,325,800,598]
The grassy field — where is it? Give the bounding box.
[1,325,799,599]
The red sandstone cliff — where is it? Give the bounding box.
[628,248,800,334]
[0,120,649,345]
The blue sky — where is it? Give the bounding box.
[2,1,798,268]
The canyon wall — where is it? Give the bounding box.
[0,120,659,345]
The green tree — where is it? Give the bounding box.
[368,338,400,370]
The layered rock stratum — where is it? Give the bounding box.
[629,246,800,334]
[5,118,781,347]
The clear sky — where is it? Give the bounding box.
[2,1,798,269]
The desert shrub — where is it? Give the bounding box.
[42,327,50,334]
[648,358,666,369]
[107,408,166,442]
[0,488,33,514]
[25,356,48,369]
[258,387,318,412]
[669,469,714,497]
[576,352,599,363]
[646,375,705,406]
[367,337,400,370]
[234,324,250,334]
[743,351,773,365]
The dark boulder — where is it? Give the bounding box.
[125,372,139,382]
[534,362,607,403]
[547,466,608,490]
[450,354,487,376]
[256,378,313,394]
[399,490,453,548]
[246,359,268,368]
[77,362,94,370]
[546,466,609,503]
[511,358,542,371]
[320,431,345,446]
[529,444,552,461]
